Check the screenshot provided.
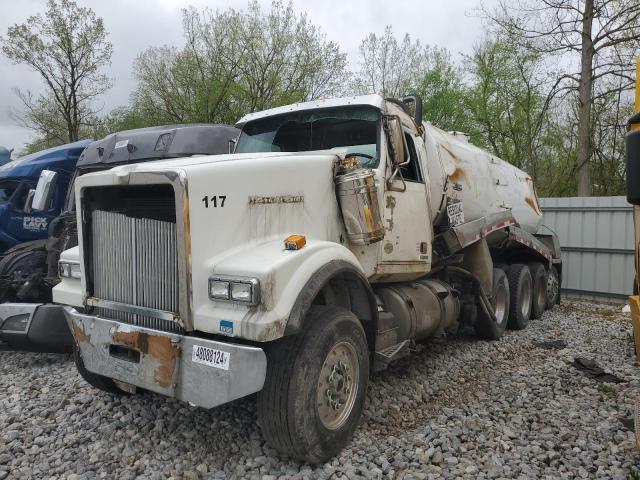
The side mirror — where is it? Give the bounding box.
[228,138,238,154]
[32,169,58,212]
[401,95,423,124]
[385,116,405,166]
[384,115,409,192]
[23,189,35,214]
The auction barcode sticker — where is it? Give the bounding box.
[192,345,230,370]
[446,201,465,227]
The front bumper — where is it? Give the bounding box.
[64,307,267,409]
[0,303,73,353]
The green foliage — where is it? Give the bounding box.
[1,0,112,143]
[353,27,469,132]
[130,1,347,126]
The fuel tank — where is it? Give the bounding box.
[422,124,542,233]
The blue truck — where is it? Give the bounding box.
[0,140,91,251]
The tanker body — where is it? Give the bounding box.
[57,94,561,463]
[423,124,542,233]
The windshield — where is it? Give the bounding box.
[236,106,380,167]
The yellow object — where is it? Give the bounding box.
[633,57,640,132]
[636,57,640,114]
[284,234,306,250]
[630,295,640,365]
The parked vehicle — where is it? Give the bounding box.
[0,140,90,252]
[55,94,561,462]
[0,125,239,352]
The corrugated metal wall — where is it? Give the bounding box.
[539,196,634,301]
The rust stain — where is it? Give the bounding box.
[447,167,466,184]
[384,242,394,254]
[111,331,180,388]
[385,195,396,232]
[525,196,542,215]
[386,218,394,232]
[385,195,396,212]
[72,323,91,344]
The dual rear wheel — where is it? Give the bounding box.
[477,262,552,340]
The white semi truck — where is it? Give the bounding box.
[54,94,561,462]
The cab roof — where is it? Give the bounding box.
[77,124,239,167]
[0,139,91,181]
[235,94,386,127]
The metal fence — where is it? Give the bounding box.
[539,196,634,301]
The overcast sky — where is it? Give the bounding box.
[0,0,496,153]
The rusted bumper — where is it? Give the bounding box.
[64,307,266,409]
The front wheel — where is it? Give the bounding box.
[257,306,369,463]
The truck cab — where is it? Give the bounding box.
[0,140,89,251]
[56,95,561,462]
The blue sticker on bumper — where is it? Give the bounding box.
[219,320,233,336]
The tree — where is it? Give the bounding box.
[130,1,347,125]
[354,27,468,131]
[483,0,640,196]
[1,0,113,144]
[466,35,556,182]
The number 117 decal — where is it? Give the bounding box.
[202,195,226,208]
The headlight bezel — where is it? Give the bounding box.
[208,275,260,306]
[59,261,81,279]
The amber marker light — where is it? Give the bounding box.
[284,234,306,250]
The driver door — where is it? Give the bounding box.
[378,126,431,274]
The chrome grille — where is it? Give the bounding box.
[91,210,181,333]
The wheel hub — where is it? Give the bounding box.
[317,342,359,430]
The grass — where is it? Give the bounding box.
[597,383,616,395]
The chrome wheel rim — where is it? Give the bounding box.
[493,283,508,326]
[521,276,532,318]
[317,341,359,430]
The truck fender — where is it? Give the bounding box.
[284,259,378,350]
[205,240,377,344]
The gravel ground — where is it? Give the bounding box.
[2,300,640,479]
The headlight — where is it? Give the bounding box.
[208,276,260,306]
[59,261,81,279]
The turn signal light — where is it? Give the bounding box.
[284,234,306,250]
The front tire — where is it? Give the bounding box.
[257,306,369,463]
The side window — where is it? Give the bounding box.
[0,180,19,203]
[13,182,33,209]
[400,133,423,183]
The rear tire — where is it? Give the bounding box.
[475,268,510,340]
[546,266,560,310]
[257,306,369,463]
[73,344,127,395]
[528,262,547,320]
[507,264,532,330]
